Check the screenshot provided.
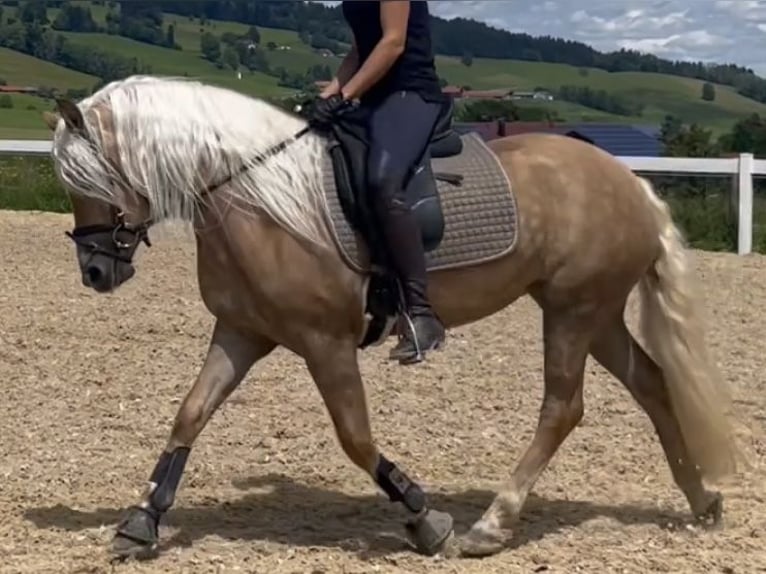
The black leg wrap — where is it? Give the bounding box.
[148,447,190,512]
[375,455,426,514]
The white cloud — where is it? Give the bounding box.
[427,0,766,76]
[318,1,766,76]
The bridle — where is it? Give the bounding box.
[66,209,152,264]
[63,101,318,267]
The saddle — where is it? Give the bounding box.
[326,98,463,260]
[321,98,465,347]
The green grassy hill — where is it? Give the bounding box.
[435,56,766,132]
[1,4,765,139]
[0,48,98,139]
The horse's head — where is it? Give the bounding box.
[43,97,153,293]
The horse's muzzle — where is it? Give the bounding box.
[80,254,136,293]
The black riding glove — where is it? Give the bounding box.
[310,94,351,129]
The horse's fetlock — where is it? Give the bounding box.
[375,454,426,514]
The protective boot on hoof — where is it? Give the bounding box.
[694,491,724,529]
[404,509,454,556]
[111,506,160,561]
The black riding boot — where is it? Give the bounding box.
[375,195,445,364]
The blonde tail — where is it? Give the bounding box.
[635,176,742,482]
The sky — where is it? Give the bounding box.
[319,1,766,77]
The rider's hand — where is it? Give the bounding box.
[309,94,351,128]
[319,80,341,99]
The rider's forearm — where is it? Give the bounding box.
[341,37,403,100]
[321,47,359,97]
[336,47,359,86]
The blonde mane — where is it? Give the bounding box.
[51,75,331,248]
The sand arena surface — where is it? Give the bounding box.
[1,210,765,574]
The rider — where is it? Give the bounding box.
[311,0,448,364]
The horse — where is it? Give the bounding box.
[39,75,743,561]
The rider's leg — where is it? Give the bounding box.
[366,90,444,364]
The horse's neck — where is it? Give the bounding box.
[196,112,330,248]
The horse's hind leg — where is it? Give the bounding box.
[110,321,276,560]
[589,313,722,523]
[455,304,595,557]
[302,335,454,556]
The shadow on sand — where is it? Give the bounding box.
[23,473,688,559]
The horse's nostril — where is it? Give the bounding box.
[86,265,103,285]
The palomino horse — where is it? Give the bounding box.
[41,75,742,560]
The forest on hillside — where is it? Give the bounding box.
[2,0,766,104]
[112,0,766,103]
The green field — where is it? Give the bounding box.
[168,13,343,72]
[52,3,342,89]
[0,5,765,139]
[0,46,97,89]
[435,56,766,133]
[59,32,288,96]
[0,93,55,139]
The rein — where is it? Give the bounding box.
[201,124,312,197]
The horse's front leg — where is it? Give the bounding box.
[111,321,275,560]
[303,335,454,556]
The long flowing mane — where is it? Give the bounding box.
[51,75,331,248]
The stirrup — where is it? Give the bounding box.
[389,311,445,365]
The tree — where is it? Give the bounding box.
[702,82,715,101]
[662,122,719,158]
[19,0,48,24]
[247,48,270,73]
[247,25,260,44]
[165,23,176,48]
[200,31,220,62]
[461,51,473,67]
[659,114,683,148]
[719,113,766,155]
[52,3,99,32]
[222,45,239,70]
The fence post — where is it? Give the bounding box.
[729,174,739,228]
[737,153,754,255]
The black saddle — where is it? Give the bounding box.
[325,97,464,262]
[316,97,465,347]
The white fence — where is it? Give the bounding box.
[1,140,765,255]
[618,153,766,255]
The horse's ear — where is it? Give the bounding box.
[42,110,61,131]
[55,97,85,132]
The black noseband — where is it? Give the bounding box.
[66,211,152,264]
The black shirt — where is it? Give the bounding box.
[341,0,445,105]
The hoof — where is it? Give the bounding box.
[452,520,512,558]
[404,509,454,556]
[110,506,160,561]
[694,491,723,529]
